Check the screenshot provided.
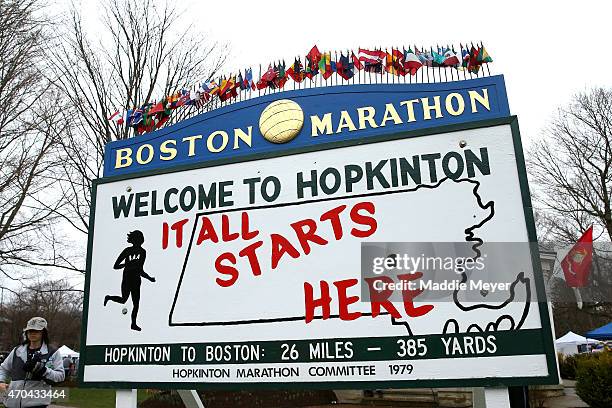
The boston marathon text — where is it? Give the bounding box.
[111,148,490,219]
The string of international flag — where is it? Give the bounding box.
[108,43,492,134]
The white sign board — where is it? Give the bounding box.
[80,121,558,389]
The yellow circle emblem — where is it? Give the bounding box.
[259,99,304,144]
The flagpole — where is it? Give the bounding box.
[424,45,429,84]
[334,50,338,86]
[238,70,241,103]
[359,48,363,85]
[451,44,454,81]
[444,44,449,82]
[299,56,303,91]
[450,44,457,82]
[320,53,323,88]
[441,45,448,83]
[318,53,321,88]
[459,44,464,81]
[258,64,261,98]
[380,46,384,84]
[431,46,437,83]
[470,42,476,80]
[391,47,395,84]
[388,46,391,84]
[445,45,450,82]
[587,236,603,310]
[402,47,406,85]
[419,44,424,84]
[482,41,491,76]
[404,46,408,85]
[469,43,475,79]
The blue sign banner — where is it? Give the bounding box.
[103,75,510,178]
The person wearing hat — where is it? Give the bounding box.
[0,317,65,407]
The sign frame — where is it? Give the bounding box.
[78,116,559,390]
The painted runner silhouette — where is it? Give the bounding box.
[104,230,155,331]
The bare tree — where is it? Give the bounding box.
[48,0,226,256]
[530,88,612,242]
[0,279,83,350]
[0,0,77,292]
[530,88,612,327]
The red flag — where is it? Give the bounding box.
[277,73,288,88]
[352,52,363,70]
[561,226,593,287]
[155,115,170,129]
[147,102,165,115]
[286,59,304,82]
[218,77,235,96]
[358,48,387,64]
[468,46,481,73]
[386,49,406,76]
[306,45,322,66]
[256,65,277,90]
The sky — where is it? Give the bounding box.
[72,0,612,146]
[170,0,611,147]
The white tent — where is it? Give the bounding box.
[57,345,79,358]
[555,331,598,355]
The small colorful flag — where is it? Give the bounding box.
[305,49,320,79]
[386,49,406,76]
[218,77,233,95]
[219,77,238,101]
[187,90,200,106]
[176,89,191,107]
[276,61,288,88]
[416,48,433,67]
[357,48,387,64]
[319,52,333,80]
[352,52,363,70]
[431,47,446,66]
[403,48,422,75]
[442,48,460,67]
[237,71,247,90]
[477,46,493,63]
[461,46,470,69]
[257,65,278,89]
[286,58,305,82]
[336,53,355,80]
[200,80,219,95]
[468,46,481,73]
[364,60,382,73]
[244,68,256,90]
[306,45,322,66]
[108,110,127,125]
[128,108,145,126]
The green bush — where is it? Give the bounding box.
[558,353,580,379]
[575,351,612,408]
